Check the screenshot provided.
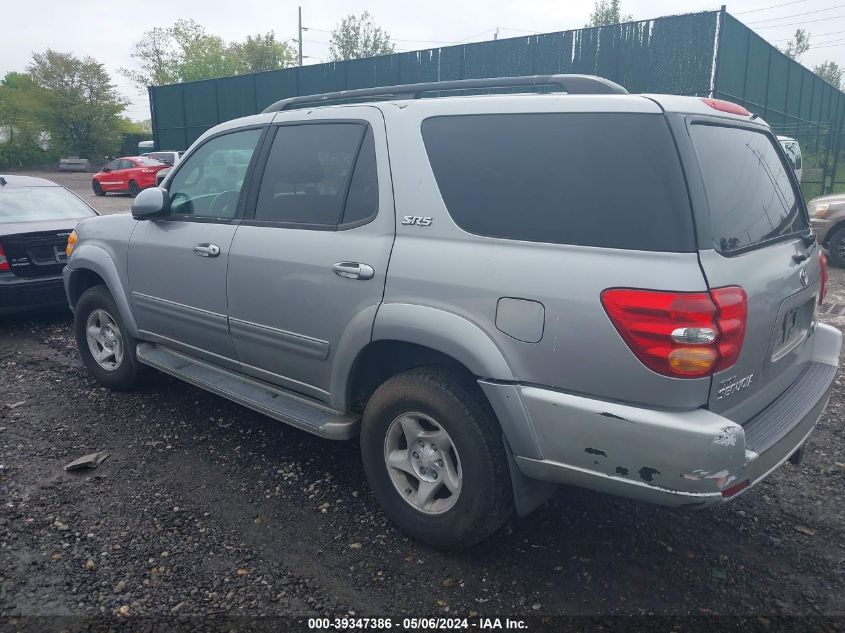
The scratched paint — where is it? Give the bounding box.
[712,426,741,447]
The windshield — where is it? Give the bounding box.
[691,124,808,254]
[0,186,96,223]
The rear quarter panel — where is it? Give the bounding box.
[378,97,712,409]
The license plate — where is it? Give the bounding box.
[777,306,804,349]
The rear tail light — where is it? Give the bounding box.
[601,287,748,378]
[0,243,9,272]
[819,250,828,306]
[700,98,751,116]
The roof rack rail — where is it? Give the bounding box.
[262,74,628,113]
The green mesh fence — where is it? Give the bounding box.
[715,12,845,198]
[150,10,719,151]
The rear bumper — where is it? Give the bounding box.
[0,272,67,315]
[488,323,841,508]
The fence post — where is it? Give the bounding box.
[711,5,727,97]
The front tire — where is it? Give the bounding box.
[74,285,145,390]
[92,181,105,197]
[360,367,513,550]
[827,226,845,268]
[128,180,140,197]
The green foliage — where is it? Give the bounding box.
[0,72,53,168]
[782,29,810,61]
[329,12,395,61]
[121,20,296,89]
[27,49,127,159]
[814,60,843,89]
[232,33,297,73]
[587,0,633,27]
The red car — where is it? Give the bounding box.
[92,156,169,197]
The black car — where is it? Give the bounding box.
[0,175,98,315]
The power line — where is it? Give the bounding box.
[771,28,845,40]
[734,0,807,15]
[747,3,845,25]
[753,13,845,27]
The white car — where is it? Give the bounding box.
[142,151,183,167]
[778,136,803,183]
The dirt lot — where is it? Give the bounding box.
[1,172,844,624]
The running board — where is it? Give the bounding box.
[136,342,360,440]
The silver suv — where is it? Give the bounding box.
[63,75,840,549]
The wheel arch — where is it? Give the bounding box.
[65,244,139,337]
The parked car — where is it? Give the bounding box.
[778,135,803,182]
[92,156,169,197]
[142,150,183,167]
[0,175,97,315]
[63,75,839,549]
[155,167,171,187]
[808,192,845,267]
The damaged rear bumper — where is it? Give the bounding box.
[500,323,840,508]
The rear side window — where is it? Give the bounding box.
[421,113,694,251]
[691,124,807,254]
[254,123,374,227]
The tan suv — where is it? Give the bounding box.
[808,193,845,267]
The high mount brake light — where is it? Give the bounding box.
[700,98,751,117]
[601,287,748,378]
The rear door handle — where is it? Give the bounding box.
[193,243,220,258]
[333,262,374,280]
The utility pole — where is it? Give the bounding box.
[298,6,303,66]
[494,27,499,40]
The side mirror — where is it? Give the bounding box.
[101,167,111,173]
[131,187,170,220]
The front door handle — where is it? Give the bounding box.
[333,262,374,280]
[193,243,220,258]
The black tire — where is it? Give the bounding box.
[827,226,845,268]
[73,285,145,390]
[92,181,105,197]
[360,366,513,550]
[128,180,140,198]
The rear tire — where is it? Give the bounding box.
[74,285,145,390]
[827,226,845,268]
[360,367,513,550]
[92,181,105,197]
[128,180,140,198]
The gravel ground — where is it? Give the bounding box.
[1,172,844,624]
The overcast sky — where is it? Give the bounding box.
[1,0,843,121]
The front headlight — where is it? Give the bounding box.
[810,202,830,218]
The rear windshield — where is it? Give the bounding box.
[136,157,166,167]
[421,113,694,251]
[691,124,807,254]
[0,186,95,223]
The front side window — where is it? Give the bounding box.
[692,125,807,254]
[167,128,262,220]
[253,123,377,227]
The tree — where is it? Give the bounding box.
[814,61,843,89]
[121,21,296,90]
[783,29,810,60]
[0,72,51,167]
[28,49,127,158]
[587,0,633,27]
[329,12,395,61]
[232,33,297,74]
